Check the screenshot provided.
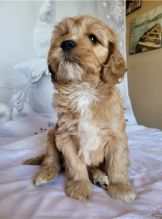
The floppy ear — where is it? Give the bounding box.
[101,39,127,85]
[48,50,57,83]
[48,63,56,83]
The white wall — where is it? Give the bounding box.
[0,1,42,65]
[0,1,42,102]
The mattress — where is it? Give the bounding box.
[0,124,162,219]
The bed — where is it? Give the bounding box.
[0,1,162,218]
[0,123,162,219]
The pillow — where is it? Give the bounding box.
[0,103,11,123]
[0,56,16,123]
[14,59,48,83]
[13,59,54,115]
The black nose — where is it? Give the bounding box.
[61,40,77,51]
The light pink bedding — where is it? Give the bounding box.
[0,125,162,219]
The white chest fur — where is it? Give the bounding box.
[72,84,100,165]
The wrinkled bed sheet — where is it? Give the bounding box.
[0,123,162,219]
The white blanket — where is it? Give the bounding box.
[0,125,162,219]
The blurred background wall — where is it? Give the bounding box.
[0,1,42,99]
[0,1,42,65]
[126,1,162,129]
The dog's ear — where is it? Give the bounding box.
[48,63,56,83]
[48,64,54,75]
[101,37,127,85]
[48,51,56,83]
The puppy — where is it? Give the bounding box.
[24,16,137,203]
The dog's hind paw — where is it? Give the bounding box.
[93,174,109,190]
[89,168,109,190]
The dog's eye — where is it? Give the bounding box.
[88,34,97,44]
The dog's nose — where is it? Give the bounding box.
[61,40,77,51]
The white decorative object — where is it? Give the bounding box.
[0,102,11,123]
[28,74,54,114]
[14,59,48,83]
[33,0,55,58]
[12,103,34,122]
[13,59,53,116]
[0,56,16,123]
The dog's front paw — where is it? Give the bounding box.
[34,166,58,186]
[107,182,137,203]
[65,179,92,201]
